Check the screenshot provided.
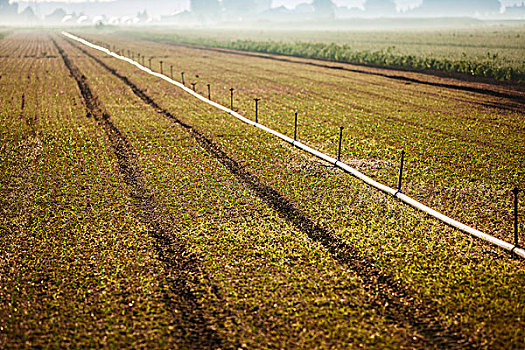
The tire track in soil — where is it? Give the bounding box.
[18,59,38,140]
[52,38,224,350]
[74,40,478,350]
[19,93,25,119]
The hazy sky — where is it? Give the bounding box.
[9,0,523,11]
[273,0,519,10]
[272,0,420,10]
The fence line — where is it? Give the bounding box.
[62,32,524,259]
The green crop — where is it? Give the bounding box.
[1,29,524,349]
[70,29,524,348]
[120,26,525,82]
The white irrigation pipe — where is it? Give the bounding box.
[62,32,525,259]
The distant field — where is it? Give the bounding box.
[120,25,525,81]
[1,31,524,349]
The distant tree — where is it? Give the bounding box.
[191,0,221,18]
[137,10,148,22]
[20,7,36,19]
[504,2,525,18]
[19,6,38,24]
[364,0,397,16]
[0,0,18,16]
[45,8,66,23]
[312,0,335,18]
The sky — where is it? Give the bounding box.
[273,1,522,10]
[271,0,422,10]
[8,0,524,12]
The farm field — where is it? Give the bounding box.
[118,24,525,81]
[0,30,524,349]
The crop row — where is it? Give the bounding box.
[62,35,427,348]
[71,31,525,348]
[122,29,525,82]
[0,33,183,348]
[78,30,524,244]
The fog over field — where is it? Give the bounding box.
[1,0,525,26]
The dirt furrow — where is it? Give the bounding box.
[73,39,478,349]
[52,37,224,350]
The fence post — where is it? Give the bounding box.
[191,82,197,91]
[137,53,140,63]
[181,72,185,85]
[170,65,173,79]
[160,60,163,74]
[337,126,344,162]
[512,188,520,247]
[254,98,260,123]
[294,112,298,141]
[397,150,405,193]
[230,88,234,110]
[148,57,152,70]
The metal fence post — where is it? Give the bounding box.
[191,82,197,91]
[230,88,234,110]
[512,188,520,247]
[337,126,344,161]
[207,84,211,100]
[160,60,163,74]
[294,112,298,141]
[398,150,406,193]
[181,72,185,85]
[254,98,260,123]
[170,65,173,79]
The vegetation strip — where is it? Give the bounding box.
[52,36,224,349]
[63,32,525,260]
[68,35,482,349]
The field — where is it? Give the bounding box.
[0,30,524,349]
[118,24,525,81]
